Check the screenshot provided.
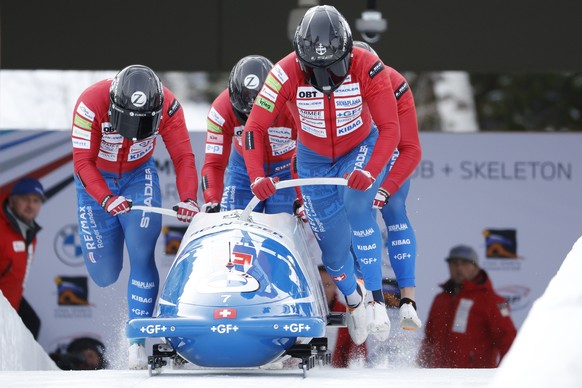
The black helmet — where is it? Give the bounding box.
[353,40,378,57]
[293,5,353,94]
[66,337,107,370]
[228,55,273,124]
[109,65,164,141]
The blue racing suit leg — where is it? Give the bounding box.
[221,149,295,214]
[380,178,416,288]
[341,132,387,294]
[221,149,257,211]
[264,158,295,215]
[297,129,386,297]
[75,158,162,321]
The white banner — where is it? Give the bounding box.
[1,130,580,360]
[405,133,582,330]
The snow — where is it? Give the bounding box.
[2,235,581,387]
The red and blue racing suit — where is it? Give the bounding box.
[242,49,403,298]
[72,79,198,321]
[201,89,297,213]
[373,67,422,289]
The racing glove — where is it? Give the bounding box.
[250,176,279,201]
[345,169,376,191]
[293,198,308,223]
[373,188,391,209]
[173,199,200,223]
[102,195,132,216]
[202,202,220,213]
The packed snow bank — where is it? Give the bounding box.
[489,235,582,388]
[0,291,58,371]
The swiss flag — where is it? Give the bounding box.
[214,308,237,319]
[333,273,347,282]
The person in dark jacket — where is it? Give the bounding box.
[417,244,517,368]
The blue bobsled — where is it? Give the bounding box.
[127,178,346,373]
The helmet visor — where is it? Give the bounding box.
[109,103,162,140]
[301,53,351,94]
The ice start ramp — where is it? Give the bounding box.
[0,367,497,387]
[0,291,58,371]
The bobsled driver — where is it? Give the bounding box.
[201,55,297,213]
[242,5,405,346]
[71,65,199,369]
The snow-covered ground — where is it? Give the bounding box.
[2,234,581,387]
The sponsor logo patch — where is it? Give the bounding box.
[72,125,91,140]
[208,107,225,126]
[98,150,118,161]
[259,85,278,102]
[207,119,223,134]
[255,96,275,112]
[74,114,93,130]
[265,74,282,92]
[337,117,363,136]
[76,102,95,121]
[207,132,224,144]
[271,64,288,85]
[369,60,385,79]
[72,138,91,149]
[205,143,223,154]
[167,98,181,117]
[394,81,410,100]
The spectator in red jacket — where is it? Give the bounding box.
[417,245,517,368]
[0,177,45,339]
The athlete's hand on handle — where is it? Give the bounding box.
[251,176,279,201]
[345,169,376,191]
[173,199,200,222]
[102,195,133,216]
[293,198,308,223]
[202,202,220,213]
[373,188,390,209]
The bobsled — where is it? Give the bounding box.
[127,178,346,375]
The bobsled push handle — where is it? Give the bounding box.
[131,205,177,217]
[239,177,347,222]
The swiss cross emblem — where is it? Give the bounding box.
[333,273,346,282]
[214,308,237,319]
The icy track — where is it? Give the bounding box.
[0,368,496,388]
[2,235,582,388]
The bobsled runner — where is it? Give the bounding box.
[127,178,347,376]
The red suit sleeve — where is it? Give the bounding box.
[242,60,294,182]
[381,69,422,195]
[356,55,401,179]
[158,88,198,202]
[72,81,116,205]
[201,90,235,204]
